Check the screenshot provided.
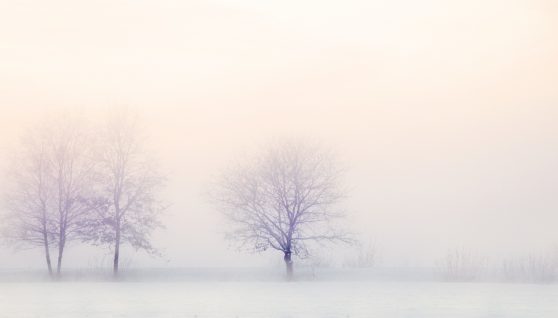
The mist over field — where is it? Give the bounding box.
[0,0,558,317]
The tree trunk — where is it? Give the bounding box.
[41,207,53,276]
[56,238,65,276]
[113,219,121,276]
[284,251,294,280]
[43,233,53,276]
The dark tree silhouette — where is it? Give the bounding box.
[213,141,351,279]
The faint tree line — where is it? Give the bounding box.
[1,110,165,277]
[436,247,558,283]
[500,250,558,283]
[437,248,487,282]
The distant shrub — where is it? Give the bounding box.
[500,252,558,283]
[437,248,486,282]
[343,240,377,268]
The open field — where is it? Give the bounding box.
[1,272,557,318]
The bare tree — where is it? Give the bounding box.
[2,117,96,276]
[49,120,98,275]
[2,133,55,275]
[212,141,351,279]
[82,111,165,276]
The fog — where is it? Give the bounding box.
[1,0,557,272]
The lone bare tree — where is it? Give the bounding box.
[82,111,165,276]
[2,117,96,276]
[212,141,351,279]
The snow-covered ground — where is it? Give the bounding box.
[1,278,557,317]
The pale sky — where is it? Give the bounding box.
[0,0,557,269]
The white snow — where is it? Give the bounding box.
[1,280,557,317]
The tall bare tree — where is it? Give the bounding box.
[2,117,96,276]
[212,141,351,279]
[2,133,55,275]
[48,120,97,275]
[82,111,165,276]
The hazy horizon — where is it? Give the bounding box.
[1,0,557,270]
